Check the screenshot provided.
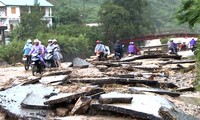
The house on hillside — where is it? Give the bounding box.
[0,0,53,31]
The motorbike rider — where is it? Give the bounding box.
[39,40,47,57]
[23,39,32,62]
[128,42,137,55]
[100,41,108,59]
[52,39,62,68]
[47,39,54,50]
[168,39,177,53]
[114,40,123,59]
[189,38,197,52]
[29,39,46,66]
[94,40,106,61]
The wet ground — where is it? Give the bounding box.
[0,52,200,119]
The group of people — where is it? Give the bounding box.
[168,38,197,53]
[94,40,140,60]
[23,39,62,67]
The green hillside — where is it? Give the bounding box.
[47,0,196,31]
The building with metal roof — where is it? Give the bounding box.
[0,0,53,7]
[0,0,54,30]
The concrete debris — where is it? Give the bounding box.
[56,107,69,117]
[0,50,198,119]
[91,92,175,120]
[159,106,199,120]
[0,84,55,119]
[72,57,91,68]
[129,87,180,97]
[39,75,69,84]
[70,96,92,115]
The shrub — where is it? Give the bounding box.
[160,37,169,44]
[0,40,25,64]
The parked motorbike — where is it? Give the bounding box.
[31,53,44,76]
[22,54,31,70]
[44,49,57,68]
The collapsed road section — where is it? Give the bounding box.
[0,55,199,120]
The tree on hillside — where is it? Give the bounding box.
[98,0,155,44]
[12,0,48,40]
[98,2,133,43]
[54,7,82,25]
[176,0,200,28]
[113,0,155,35]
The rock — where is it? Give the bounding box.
[72,57,91,68]
[0,61,9,66]
[70,96,92,115]
[56,108,69,117]
[159,106,199,120]
[96,65,108,71]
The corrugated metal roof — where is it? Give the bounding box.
[0,0,53,7]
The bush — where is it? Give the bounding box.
[160,37,169,44]
[0,40,25,64]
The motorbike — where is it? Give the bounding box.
[22,54,31,70]
[44,49,57,68]
[31,53,44,76]
[191,45,197,52]
[113,52,121,60]
[96,52,105,61]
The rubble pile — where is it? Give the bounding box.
[0,55,199,120]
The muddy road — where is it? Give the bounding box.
[0,55,199,119]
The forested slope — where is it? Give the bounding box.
[47,0,193,31]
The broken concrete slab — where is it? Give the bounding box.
[54,115,133,120]
[120,54,182,62]
[39,75,69,84]
[99,95,133,104]
[113,61,142,65]
[108,74,135,78]
[70,96,92,115]
[44,87,103,105]
[72,57,91,68]
[159,60,196,65]
[133,65,161,70]
[129,87,180,97]
[44,93,82,105]
[159,106,199,120]
[42,70,72,77]
[69,77,159,87]
[21,92,51,109]
[91,61,122,67]
[21,76,41,86]
[91,92,176,119]
[0,84,56,119]
[159,82,178,89]
[176,87,195,92]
